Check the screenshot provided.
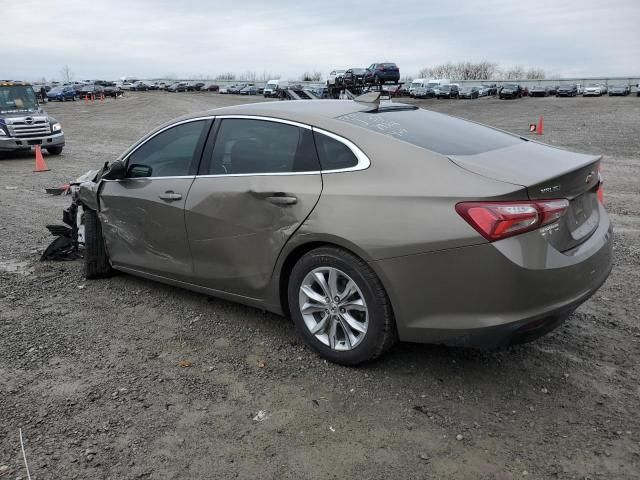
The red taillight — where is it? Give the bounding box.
[456,199,570,241]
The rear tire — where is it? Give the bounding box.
[84,208,113,279]
[287,247,397,365]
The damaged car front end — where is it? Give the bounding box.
[41,164,110,261]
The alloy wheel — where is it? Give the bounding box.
[298,267,368,351]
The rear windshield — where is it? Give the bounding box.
[338,108,521,156]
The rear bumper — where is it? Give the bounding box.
[368,73,399,83]
[375,205,613,347]
[0,132,65,152]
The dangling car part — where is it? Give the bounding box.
[40,165,109,262]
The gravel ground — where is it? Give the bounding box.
[1,92,639,479]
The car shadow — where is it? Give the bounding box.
[96,269,557,381]
[0,150,47,161]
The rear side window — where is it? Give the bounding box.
[338,108,520,156]
[313,132,358,171]
[205,119,319,175]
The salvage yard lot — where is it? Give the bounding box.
[1,92,639,479]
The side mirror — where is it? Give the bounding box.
[127,164,152,178]
[103,160,126,180]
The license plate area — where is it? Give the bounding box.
[566,192,599,241]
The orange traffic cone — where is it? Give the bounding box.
[33,145,50,172]
[537,115,544,135]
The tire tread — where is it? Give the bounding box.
[288,246,397,365]
[84,208,113,279]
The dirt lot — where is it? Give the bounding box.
[1,92,639,479]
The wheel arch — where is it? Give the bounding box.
[267,234,394,320]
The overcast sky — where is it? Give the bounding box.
[3,0,639,81]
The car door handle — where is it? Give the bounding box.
[266,195,297,206]
[158,191,182,201]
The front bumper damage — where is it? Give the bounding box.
[41,165,108,261]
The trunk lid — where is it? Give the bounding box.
[449,140,601,251]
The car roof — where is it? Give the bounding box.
[193,100,375,123]
[143,100,418,149]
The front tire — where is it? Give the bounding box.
[46,146,63,155]
[84,208,113,279]
[287,247,397,365]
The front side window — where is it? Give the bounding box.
[205,119,319,175]
[127,120,206,178]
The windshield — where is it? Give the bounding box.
[503,84,518,89]
[351,69,366,74]
[426,83,440,88]
[49,87,63,94]
[266,83,277,88]
[411,82,423,88]
[0,85,39,113]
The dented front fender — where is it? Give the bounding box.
[77,180,101,211]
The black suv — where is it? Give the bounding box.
[499,84,523,99]
[436,84,459,99]
[79,84,105,97]
[556,84,578,97]
[364,63,400,84]
[343,68,368,87]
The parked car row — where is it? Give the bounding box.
[408,81,496,99]
[524,83,633,98]
[219,83,264,95]
[43,81,124,101]
[116,80,220,92]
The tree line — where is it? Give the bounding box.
[415,61,546,81]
